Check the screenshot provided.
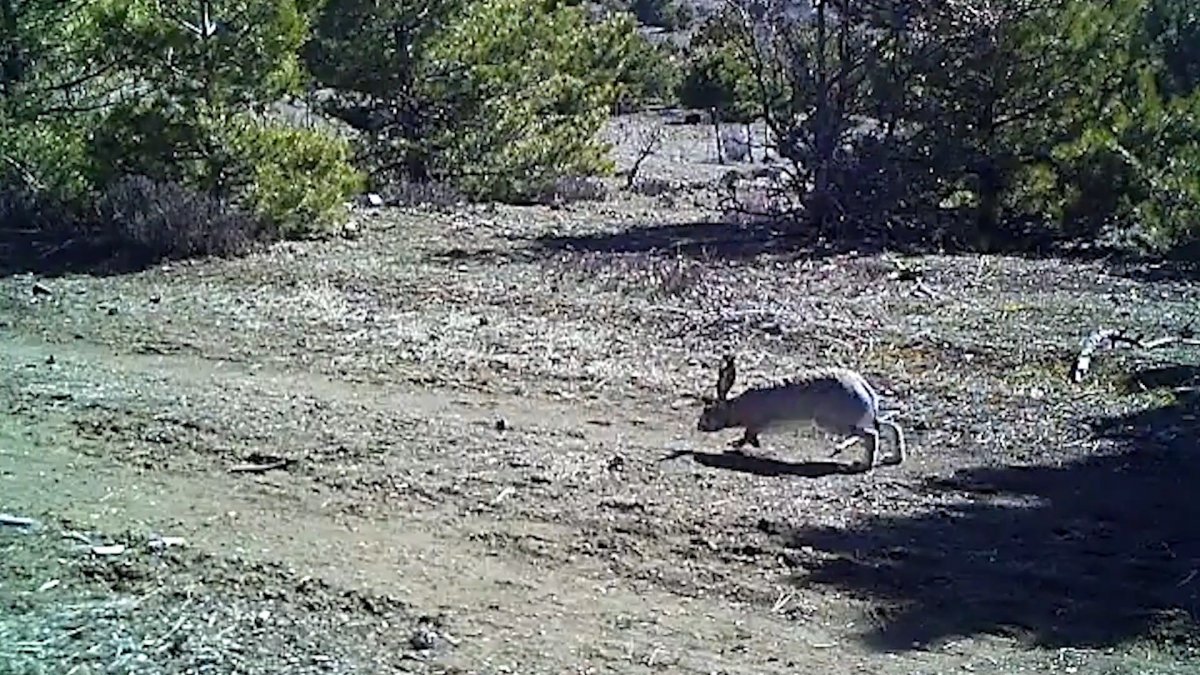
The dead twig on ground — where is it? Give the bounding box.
[1072,325,1200,383]
[912,280,942,300]
[0,513,43,529]
[228,458,293,473]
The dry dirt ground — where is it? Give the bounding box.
[3,121,1200,674]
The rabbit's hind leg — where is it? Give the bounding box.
[845,427,879,472]
[877,419,906,466]
[828,434,861,457]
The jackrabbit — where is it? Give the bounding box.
[695,354,906,470]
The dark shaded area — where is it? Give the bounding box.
[1120,365,1200,394]
[520,213,1109,262]
[1108,254,1200,284]
[782,365,1200,651]
[0,178,262,279]
[515,214,1200,284]
[659,448,859,478]
[0,226,185,279]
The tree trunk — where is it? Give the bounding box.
[711,107,724,164]
[975,158,1001,252]
[809,0,834,229]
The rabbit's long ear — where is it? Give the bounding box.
[716,354,736,400]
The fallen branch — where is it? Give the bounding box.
[0,513,43,530]
[228,458,292,474]
[1072,326,1200,383]
[912,280,942,300]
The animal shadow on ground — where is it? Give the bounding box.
[782,365,1200,652]
[660,448,858,478]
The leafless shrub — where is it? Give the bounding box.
[94,175,261,261]
[531,176,609,205]
[629,177,680,198]
[623,124,666,190]
[0,185,73,235]
[717,170,803,227]
[381,180,467,209]
[555,251,710,299]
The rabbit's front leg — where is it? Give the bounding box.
[726,429,761,454]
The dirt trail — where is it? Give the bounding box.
[0,331,1063,674]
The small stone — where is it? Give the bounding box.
[91,544,126,556]
[0,513,44,532]
[410,628,439,651]
[494,418,507,431]
[756,518,781,535]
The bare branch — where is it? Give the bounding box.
[1073,327,1200,383]
[27,61,121,97]
[623,122,664,190]
[228,458,293,473]
[0,153,45,191]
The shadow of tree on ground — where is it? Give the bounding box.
[0,229,153,279]
[783,366,1200,652]
[522,215,1110,260]
[516,215,1200,285]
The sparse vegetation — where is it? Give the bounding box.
[5,0,1195,257]
[0,0,363,260]
[677,9,763,164]
[1,0,1199,672]
[698,0,1200,253]
[1,200,1197,672]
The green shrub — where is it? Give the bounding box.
[420,0,635,201]
[678,12,760,123]
[617,33,684,110]
[309,0,653,202]
[88,101,223,192]
[223,117,366,237]
[0,115,95,204]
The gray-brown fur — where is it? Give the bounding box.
[696,355,906,471]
